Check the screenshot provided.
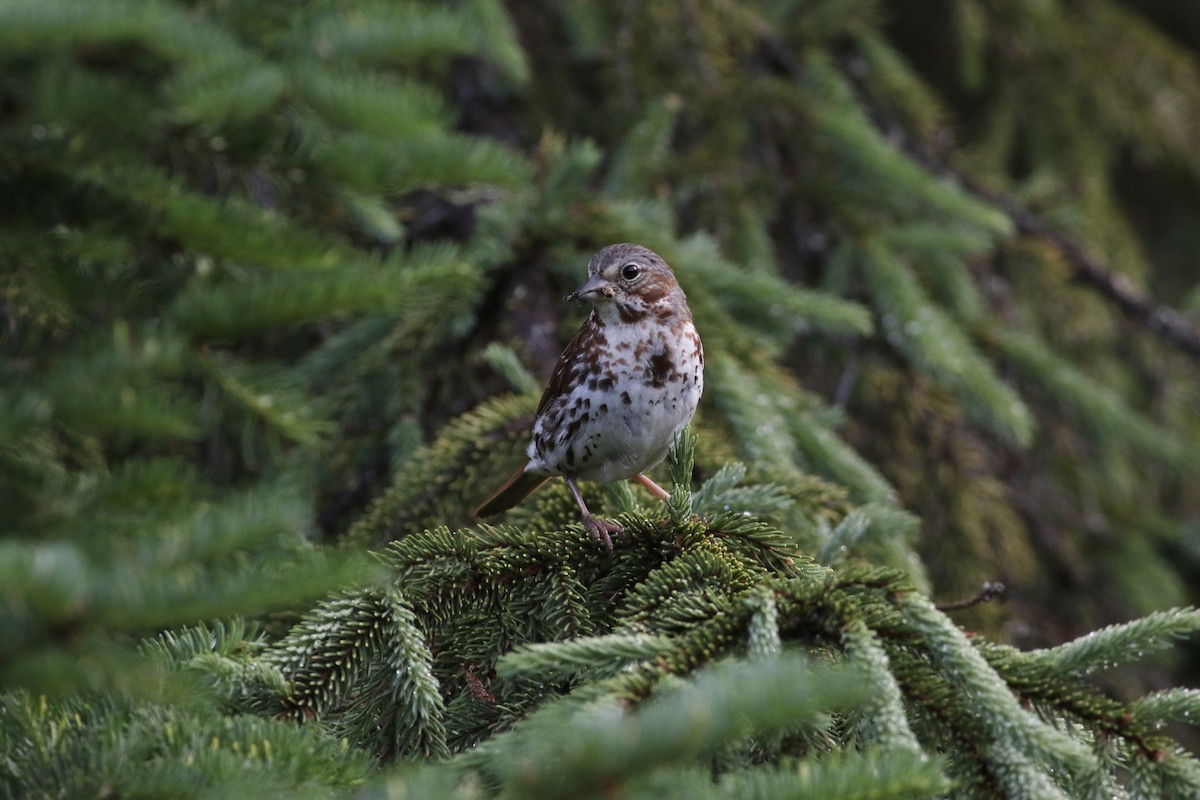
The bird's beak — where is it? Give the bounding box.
[564,273,615,302]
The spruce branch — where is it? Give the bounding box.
[706,358,896,504]
[1026,607,1200,677]
[890,118,1200,361]
[715,748,949,800]
[262,590,386,720]
[817,506,872,565]
[666,427,698,523]
[840,619,922,754]
[788,406,898,505]
[604,95,680,200]
[285,0,528,81]
[196,350,334,446]
[480,343,540,394]
[690,462,792,521]
[1014,212,1200,356]
[793,18,1200,361]
[141,619,291,708]
[0,690,373,798]
[340,587,448,760]
[1155,747,1200,797]
[898,591,1103,797]
[476,654,866,799]
[859,239,1035,446]
[1132,688,1200,729]
[291,66,451,137]
[6,1,1200,794]
[497,633,676,680]
[744,587,782,661]
[163,52,284,125]
[349,395,537,546]
[992,329,1200,472]
[677,233,875,347]
[142,618,261,666]
[981,642,1177,764]
[791,55,1012,237]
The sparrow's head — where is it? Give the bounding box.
[566,243,689,324]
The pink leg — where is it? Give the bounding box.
[631,472,670,502]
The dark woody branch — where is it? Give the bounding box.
[763,33,1200,361]
[903,140,1200,360]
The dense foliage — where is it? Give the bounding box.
[3,1,1200,798]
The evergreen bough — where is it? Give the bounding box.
[3,1,1200,798]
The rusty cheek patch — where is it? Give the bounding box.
[639,275,671,304]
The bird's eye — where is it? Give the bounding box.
[621,263,641,281]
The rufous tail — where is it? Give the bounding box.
[474,467,551,518]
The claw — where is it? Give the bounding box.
[564,475,624,554]
[581,513,622,554]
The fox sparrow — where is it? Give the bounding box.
[475,243,704,551]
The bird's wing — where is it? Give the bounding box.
[535,311,601,418]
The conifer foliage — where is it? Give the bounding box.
[3,1,1200,799]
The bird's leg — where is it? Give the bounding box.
[631,472,670,502]
[563,476,621,553]
[634,472,705,526]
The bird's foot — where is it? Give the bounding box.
[581,513,623,554]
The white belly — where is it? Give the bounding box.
[528,320,703,483]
